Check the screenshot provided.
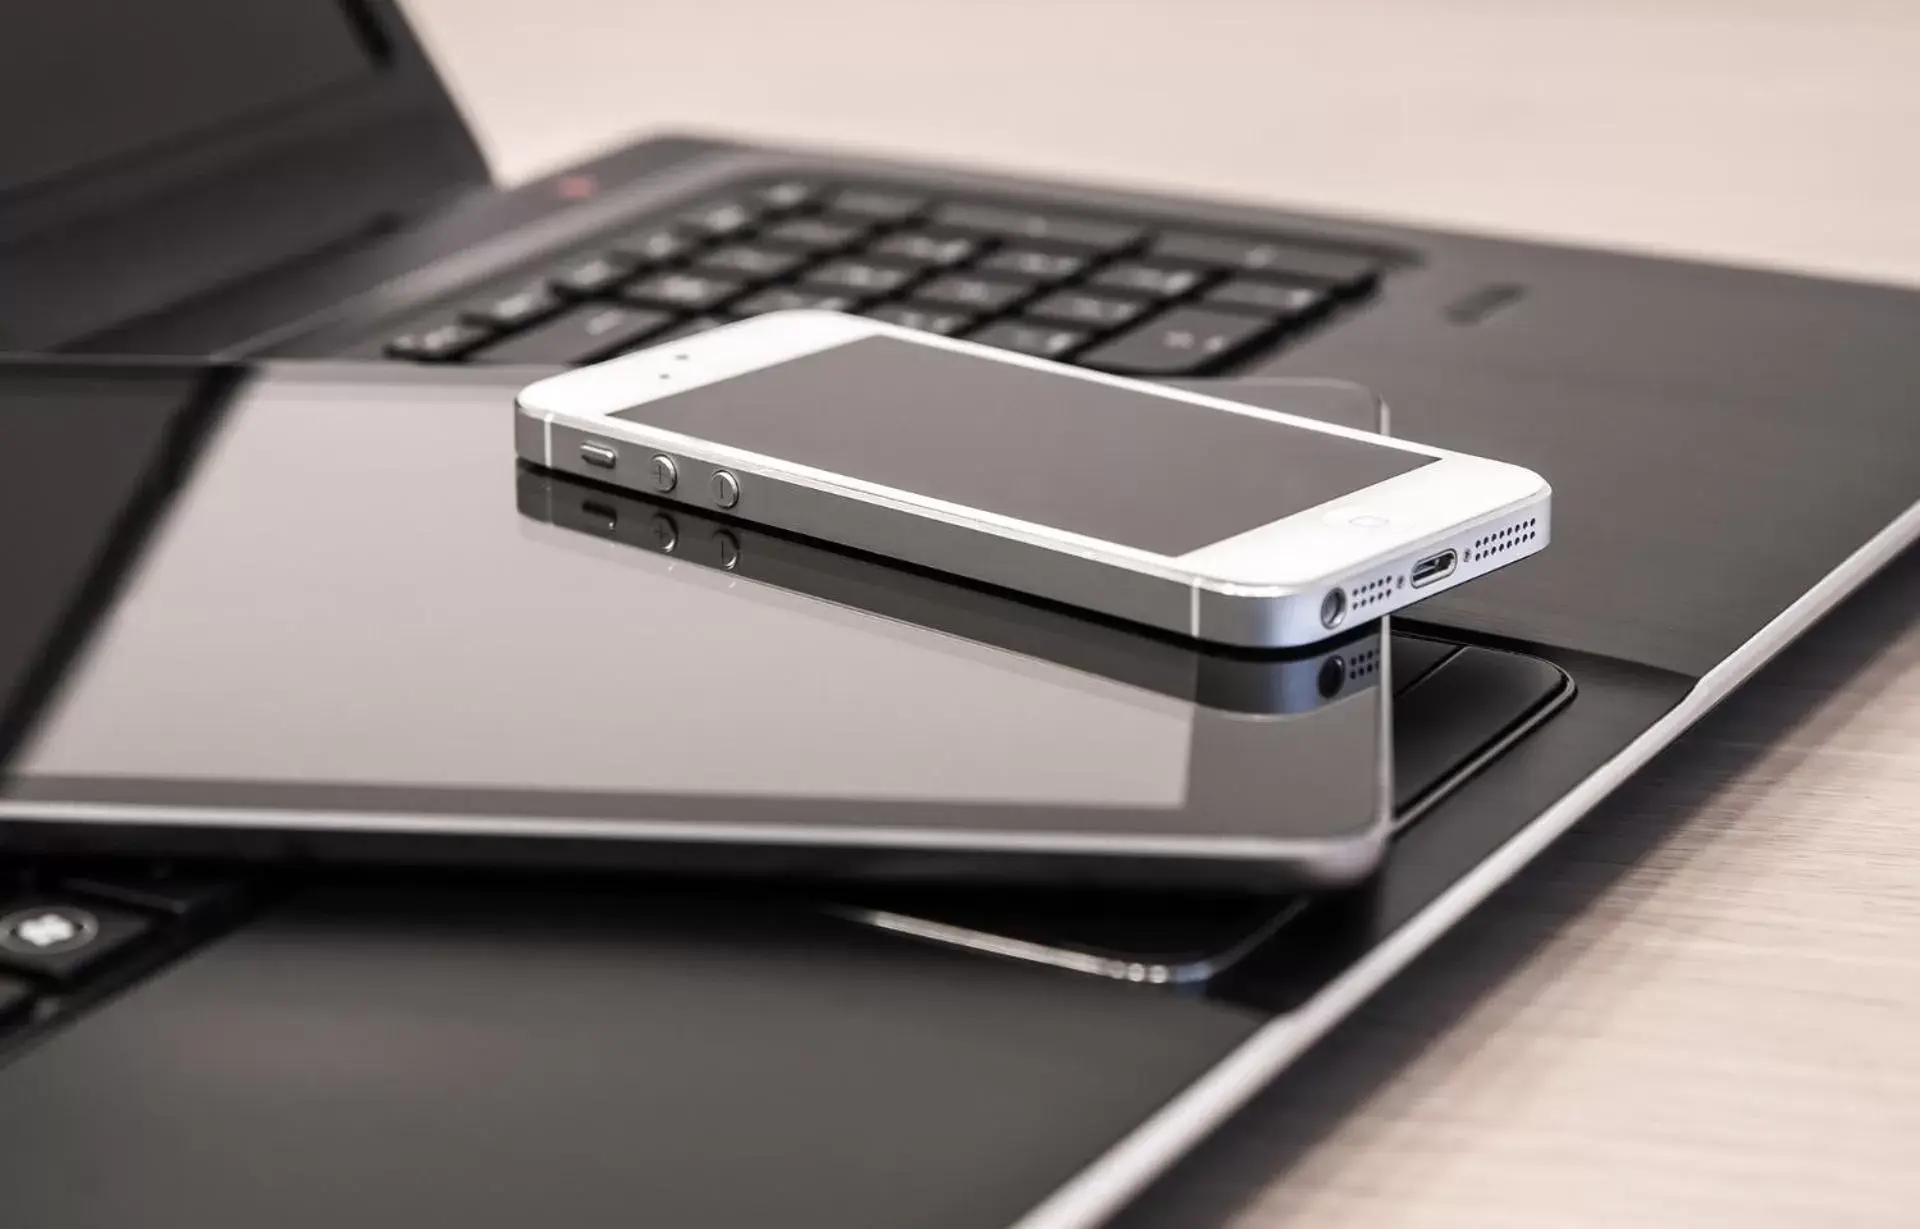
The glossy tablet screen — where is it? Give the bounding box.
[0,361,1391,876]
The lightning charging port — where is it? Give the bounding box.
[1410,549,1458,589]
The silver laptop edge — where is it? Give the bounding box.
[1013,496,1920,1229]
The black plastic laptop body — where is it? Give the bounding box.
[2,4,1917,1228]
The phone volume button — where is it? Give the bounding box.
[710,470,741,509]
[647,454,678,493]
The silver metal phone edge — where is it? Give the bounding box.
[522,402,1550,649]
[1006,495,1920,1229]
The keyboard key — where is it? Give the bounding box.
[384,320,491,362]
[979,248,1087,282]
[1077,307,1279,376]
[914,274,1034,313]
[0,900,152,984]
[762,217,870,252]
[680,199,760,237]
[868,231,979,268]
[368,184,1383,374]
[968,322,1086,359]
[613,225,694,262]
[60,865,249,920]
[619,271,744,313]
[757,180,817,209]
[462,281,565,330]
[476,305,674,365]
[634,316,732,349]
[828,188,927,222]
[1089,262,1206,299]
[804,259,915,296]
[1151,233,1381,290]
[549,252,636,297]
[695,244,806,280]
[0,973,30,1025]
[864,304,974,335]
[733,289,859,316]
[1025,291,1148,329]
[1204,278,1331,317]
[931,203,1143,252]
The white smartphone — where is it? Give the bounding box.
[514,311,1550,647]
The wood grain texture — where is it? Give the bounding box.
[1116,552,1920,1229]
[402,2,1920,1221]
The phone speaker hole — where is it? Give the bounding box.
[1470,516,1538,563]
[1351,570,1396,611]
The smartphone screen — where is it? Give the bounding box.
[612,335,1432,555]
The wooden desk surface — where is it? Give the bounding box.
[406,2,1920,1222]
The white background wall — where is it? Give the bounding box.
[404,0,1920,285]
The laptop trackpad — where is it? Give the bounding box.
[833,637,1570,984]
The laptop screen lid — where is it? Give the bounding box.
[0,0,484,351]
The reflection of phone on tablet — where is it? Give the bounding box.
[516,311,1550,648]
[513,464,1395,887]
[517,466,1382,718]
[520,465,1392,961]
[524,468,1582,984]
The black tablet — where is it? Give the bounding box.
[1,359,1394,888]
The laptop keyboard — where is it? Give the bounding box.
[0,860,258,1056]
[376,178,1393,375]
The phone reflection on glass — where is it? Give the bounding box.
[517,466,1393,983]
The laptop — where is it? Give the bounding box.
[2,4,1917,1227]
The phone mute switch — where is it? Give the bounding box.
[579,441,618,469]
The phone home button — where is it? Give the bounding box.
[1328,510,1392,529]
[710,470,741,509]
